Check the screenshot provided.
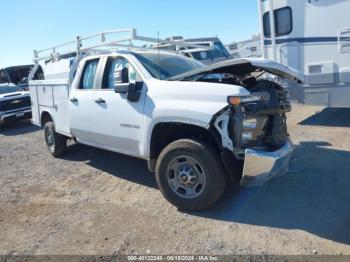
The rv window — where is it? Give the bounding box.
[274,7,292,36]
[263,7,292,38]
[229,44,238,50]
[263,12,271,38]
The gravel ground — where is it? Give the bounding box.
[0,104,349,256]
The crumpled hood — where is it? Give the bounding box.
[148,79,250,101]
[146,79,250,127]
[169,58,301,82]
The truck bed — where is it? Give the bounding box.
[29,79,71,136]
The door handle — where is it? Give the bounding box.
[95,98,106,104]
[70,97,78,103]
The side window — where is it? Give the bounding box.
[263,12,271,38]
[274,7,292,36]
[79,59,99,89]
[0,70,8,83]
[263,7,292,38]
[102,57,140,89]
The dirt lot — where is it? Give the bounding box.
[0,104,350,256]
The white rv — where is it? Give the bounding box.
[226,35,262,59]
[258,0,350,107]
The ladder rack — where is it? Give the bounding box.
[33,28,214,63]
[338,27,350,54]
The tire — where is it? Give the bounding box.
[155,139,226,211]
[44,122,67,157]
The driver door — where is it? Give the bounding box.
[93,56,146,156]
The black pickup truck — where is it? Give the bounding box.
[0,65,43,91]
[0,84,32,125]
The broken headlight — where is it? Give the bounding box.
[241,116,269,146]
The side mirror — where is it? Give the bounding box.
[115,67,129,84]
[114,83,129,93]
[114,67,129,93]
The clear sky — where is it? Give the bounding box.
[0,0,259,68]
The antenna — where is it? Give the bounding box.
[157,31,161,79]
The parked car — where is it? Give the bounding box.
[0,65,43,91]
[0,84,32,125]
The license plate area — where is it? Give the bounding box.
[15,112,25,118]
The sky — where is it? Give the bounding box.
[0,0,259,68]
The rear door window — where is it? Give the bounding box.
[79,59,99,89]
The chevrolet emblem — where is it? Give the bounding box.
[11,100,21,104]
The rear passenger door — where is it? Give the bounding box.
[69,58,101,144]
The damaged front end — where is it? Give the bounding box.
[171,58,300,186]
[213,80,294,187]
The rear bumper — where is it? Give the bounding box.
[240,140,293,187]
[0,109,32,124]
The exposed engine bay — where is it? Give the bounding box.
[201,73,291,160]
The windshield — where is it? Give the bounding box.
[190,41,230,61]
[134,53,204,80]
[0,85,23,95]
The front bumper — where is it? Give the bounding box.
[0,109,32,124]
[240,140,293,187]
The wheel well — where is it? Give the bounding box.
[40,111,53,127]
[149,122,221,162]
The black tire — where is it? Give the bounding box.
[155,139,226,211]
[44,122,67,157]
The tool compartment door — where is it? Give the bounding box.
[37,85,54,107]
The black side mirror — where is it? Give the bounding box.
[114,84,129,93]
[127,81,144,102]
[114,67,130,93]
[115,67,129,84]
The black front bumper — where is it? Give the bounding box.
[0,108,32,124]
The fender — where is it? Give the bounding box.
[145,116,210,158]
[40,110,55,127]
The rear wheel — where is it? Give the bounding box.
[155,139,226,211]
[44,122,67,157]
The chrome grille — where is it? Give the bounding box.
[0,96,31,112]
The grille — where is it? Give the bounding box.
[308,64,322,74]
[0,96,31,112]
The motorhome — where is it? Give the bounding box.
[258,0,350,107]
[226,35,262,59]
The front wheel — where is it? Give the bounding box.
[155,139,226,211]
[44,122,67,157]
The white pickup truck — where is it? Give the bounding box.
[29,31,300,211]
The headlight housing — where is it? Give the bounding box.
[227,92,270,106]
[241,116,268,146]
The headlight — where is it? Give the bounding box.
[241,116,268,146]
[227,92,270,105]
